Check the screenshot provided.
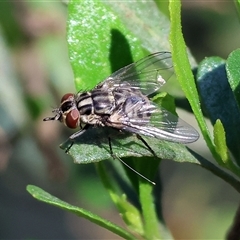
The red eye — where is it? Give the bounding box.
[61,93,74,103]
[66,109,80,128]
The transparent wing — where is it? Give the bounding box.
[98,52,173,96]
[108,96,199,144]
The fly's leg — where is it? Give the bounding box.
[136,134,157,158]
[108,136,122,161]
[65,125,90,153]
[108,136,155,185]
[108,136,114,157]
[65,142,74,153]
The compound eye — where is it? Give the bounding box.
[61,93,74,103]
[66,108,80,129]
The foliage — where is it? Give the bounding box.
[26,0,240,239]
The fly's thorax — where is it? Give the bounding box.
[91,89,115,115]
[76,89,116,117]
[76,92,93,115]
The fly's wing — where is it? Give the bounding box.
[97,52,173,96]
[108,96,199,144]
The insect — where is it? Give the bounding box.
[44,52,199,183]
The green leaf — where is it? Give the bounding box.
[104,1,195,66]
[168,0,217,160]
[67,1,196,93]
[197,57,240,162]
[61,127,199,164]
[226,48,240,108]
[26,185,136,240]
[104,1,170,53]
[118,194,144,235]
[213,119,228,162]
[67,1,143,91]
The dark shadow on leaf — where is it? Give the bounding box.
[109,28,134,73]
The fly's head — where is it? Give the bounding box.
[43,93,80,129]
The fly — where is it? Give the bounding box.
[44,52,199,184]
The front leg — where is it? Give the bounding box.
[65,124,91,153]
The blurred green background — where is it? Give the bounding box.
[0,1,239,239]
